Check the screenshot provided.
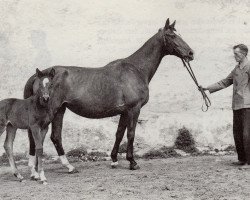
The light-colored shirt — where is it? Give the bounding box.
[207,61,250,110]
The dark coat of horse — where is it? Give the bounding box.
[24,19,194,171]
[0,68,55,183]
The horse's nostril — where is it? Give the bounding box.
[43,95,49,102]
[189,51,194,56]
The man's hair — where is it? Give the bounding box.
[233,44,248,56]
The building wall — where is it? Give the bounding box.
[0,0,249,155]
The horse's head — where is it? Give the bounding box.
[33,68,55,106]
[161,18,194,62]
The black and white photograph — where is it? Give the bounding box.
[0,0,250,199]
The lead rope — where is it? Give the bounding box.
[181,59,211,112]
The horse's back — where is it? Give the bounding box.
[52,61,147,117]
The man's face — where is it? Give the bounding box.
[234,48,245,63]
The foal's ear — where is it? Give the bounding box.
[169,20,176,31]
[36,68,43,78]
[164,18,170,29]
[49,68,55,78]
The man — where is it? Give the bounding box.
[200,44,250,169]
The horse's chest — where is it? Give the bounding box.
[30,112,50,128]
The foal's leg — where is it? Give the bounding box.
[110,113,127,168]
[28,128,39,180]
[126,105,141,170]
[4,124,24,181]
[31,126,47,184]
[36,126,49,184]
[51,106,76,173]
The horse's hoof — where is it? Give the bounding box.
[38,180,48,185]
[111,161,119,168]
[42,180,48,185]
[130,164,140,170]
[14,173,25,182]
[30,176,40,181]
[68,168,79,174]
[20,178,26,183]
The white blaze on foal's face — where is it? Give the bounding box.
[42,78,49,88]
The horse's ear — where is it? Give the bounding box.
[165,18,170,29]
[49,68,55,78]
[36,68,43,78]
[170,20,176,31]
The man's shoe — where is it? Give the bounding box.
[232,161,246,166]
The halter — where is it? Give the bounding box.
[160,28,174,54]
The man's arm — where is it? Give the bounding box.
[201,71,234,93]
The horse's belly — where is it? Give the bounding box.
[66,102,126,119]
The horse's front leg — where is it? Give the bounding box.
[126,104,141,170]
[111,113,127,168]
[50,106,77,173]
[4,124,24,181]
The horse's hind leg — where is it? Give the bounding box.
[111,113,127,168]
[4,124,24,181]
[51,106,77,173]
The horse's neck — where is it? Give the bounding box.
[126,32,166,83]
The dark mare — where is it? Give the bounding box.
[0,68,54,184]
[24,19,194,171]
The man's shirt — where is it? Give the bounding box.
[207,61,250,110]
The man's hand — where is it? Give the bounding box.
[198,85,208,91]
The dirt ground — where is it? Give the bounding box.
[0,155,249,200]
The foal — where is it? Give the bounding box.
[0,68,55,184]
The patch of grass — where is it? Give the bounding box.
[88,151,108,157]
[66,146,88,158]
[66,147,109,162]
[174,126,198,154]
[224,145,236,152]
[0,152,28,165]
[142,146,180,159]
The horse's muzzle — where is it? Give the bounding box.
[42,94,50,102]
[186,50,194,61]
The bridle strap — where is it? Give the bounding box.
[161,28,174,54]
[181,59,211,112]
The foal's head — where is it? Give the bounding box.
[33,68,55,106]
[160,18,194,62]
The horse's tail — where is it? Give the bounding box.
[23,67,54,99]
